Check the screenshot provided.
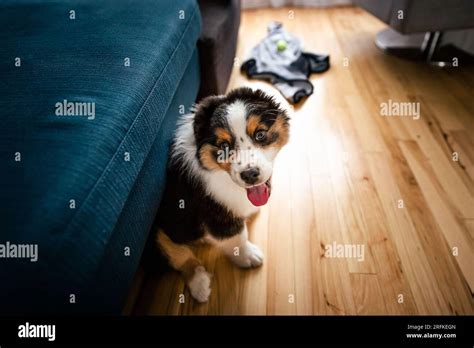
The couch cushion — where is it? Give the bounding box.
[0,0,201,312]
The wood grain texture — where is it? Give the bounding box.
[133,6,474,315]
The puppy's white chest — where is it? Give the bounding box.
[204,171,259,218]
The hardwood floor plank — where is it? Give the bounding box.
[288,131,317,314]
[266,145,297,315]
[311,176,357,315]
[399,141,474,295]
[238,206,269,315]
[366,152,451,314]
[330,102,418,314]
[388,141,473,314]
[450,130,474,182]
[465,219,474,241]
[350,274,388,315]
[403,107,474,219]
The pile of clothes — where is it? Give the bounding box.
[241,22,330,104]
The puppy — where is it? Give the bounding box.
[155,87,290,302]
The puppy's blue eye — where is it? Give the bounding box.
[255,130,266,142]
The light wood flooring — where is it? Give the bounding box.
[133,6,474,315]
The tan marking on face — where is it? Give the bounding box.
[247,114,289,149]
[214,127,232,145]
[268,116,289,149]
[199,144,231,172]
[246,114,262,138]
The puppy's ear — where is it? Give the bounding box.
[193,95,225,141]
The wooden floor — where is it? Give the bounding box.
[133,6,474,315]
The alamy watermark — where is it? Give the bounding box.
[55,99,95,120]
[0,241,38,262]
[380,99,420,120]
[217,148,257,164]
[18,322,55,341]
[324,241,365,262]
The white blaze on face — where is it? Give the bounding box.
[225,101,274,187]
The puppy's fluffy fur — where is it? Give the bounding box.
[156,87,290,302]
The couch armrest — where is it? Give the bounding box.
[197,0,241,99]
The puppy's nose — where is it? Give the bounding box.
[240,167,260,185]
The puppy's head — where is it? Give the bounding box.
[193,87,290,206]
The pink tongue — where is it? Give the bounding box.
[246,183,269,207]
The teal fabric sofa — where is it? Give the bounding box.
[0,0,201,313]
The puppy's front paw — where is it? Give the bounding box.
[187,266,212,303]
[229,241,264,268]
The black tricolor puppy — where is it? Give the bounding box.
[156,87,290,302]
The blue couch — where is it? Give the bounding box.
[0,0,201,313]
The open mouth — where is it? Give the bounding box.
[246,178,271,207]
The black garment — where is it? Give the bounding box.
[241,22,330,104]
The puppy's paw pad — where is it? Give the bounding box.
[188,266,212,303]
[231,242,264,268]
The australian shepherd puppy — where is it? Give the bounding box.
[155,87,290,302]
